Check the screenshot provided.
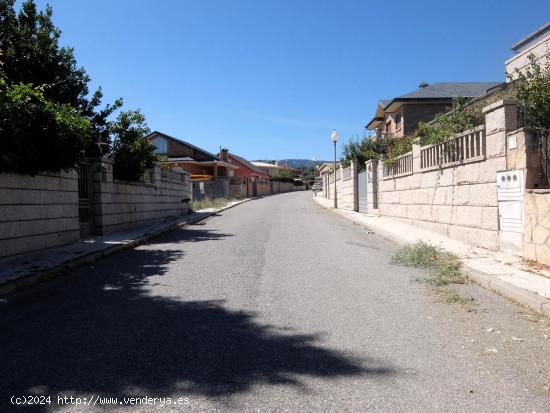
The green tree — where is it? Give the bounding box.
[0,0,90,108]
[111,110,157,182]
[0,0,126,153]
[513,54,550,129]
[340,133,411,167]
[0,73,92,174]
[0,0,151,175]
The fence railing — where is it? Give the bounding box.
[382,152,413,179]
[192,179,227,201]
[420,125,486,171]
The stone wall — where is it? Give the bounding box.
[323,161,358,211]
[375,100,517,251]
[0,170,80,259]
[523,189,550,265]
[506,128,541,189]
[377,145,503,250]
[91,159,192,235]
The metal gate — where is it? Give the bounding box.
[78,161,93,237]
[358,170,368,213]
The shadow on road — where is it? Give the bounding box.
[1,226,393,411]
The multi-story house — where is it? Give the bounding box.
[506,22,550,80]
[365,82,502,137]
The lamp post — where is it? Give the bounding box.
[331,129,339,208]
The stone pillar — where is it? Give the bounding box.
[365,159,379,212]
[89,157,114,235]
[351,160,359,212]
[483,99,518,160]
[152,164,161,184]
[412,143,421,172]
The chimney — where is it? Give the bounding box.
[220,148,229,161]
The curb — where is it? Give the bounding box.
[0,198,252,299]
[313,196,550,318]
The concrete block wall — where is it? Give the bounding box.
[0,170,80,259]
[270,181,304,194]
[91,159,191,235]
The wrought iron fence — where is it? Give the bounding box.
[192,180,228,201]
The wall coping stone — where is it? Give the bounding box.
[482,98,518,114]
[507,127,542,136]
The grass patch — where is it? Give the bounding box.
[434,288,476,311]
[440,290,470,305]
[193,198,233,211]
[391,241,464,286]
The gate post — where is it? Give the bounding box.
[366,159,379,212]
[351,160,359,212]
[90,157,114,236]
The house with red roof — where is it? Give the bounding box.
[219,149,270,197]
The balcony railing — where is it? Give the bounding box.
[420,125,486,171]
[382,151,413,179]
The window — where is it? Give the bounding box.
[153,137,168,154]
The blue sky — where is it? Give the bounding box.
[30,0,550,160]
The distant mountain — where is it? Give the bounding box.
[257,159,330,169]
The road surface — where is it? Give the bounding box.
[1,192,549,412]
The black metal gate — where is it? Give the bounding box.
[78,161,93,237]
[539,129,550,188]
[358,170,368,213]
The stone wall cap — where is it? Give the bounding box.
[482,99,519,114]
[526,188,550,194]
[507,127,542,136]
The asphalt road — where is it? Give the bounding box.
[1,192,549,412]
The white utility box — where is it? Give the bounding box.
[497,170,523,233]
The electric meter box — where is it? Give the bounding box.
[497,170,523,233]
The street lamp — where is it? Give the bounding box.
[331,129,339,208]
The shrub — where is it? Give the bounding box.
[111,110,157,182]
[415,96,483,146]
[0,79,92,174]
[513,54,550,129]
[340,133,414,167]
[391,241,464,286]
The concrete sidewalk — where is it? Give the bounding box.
[0,199,251,297]
[313,194,550,317]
